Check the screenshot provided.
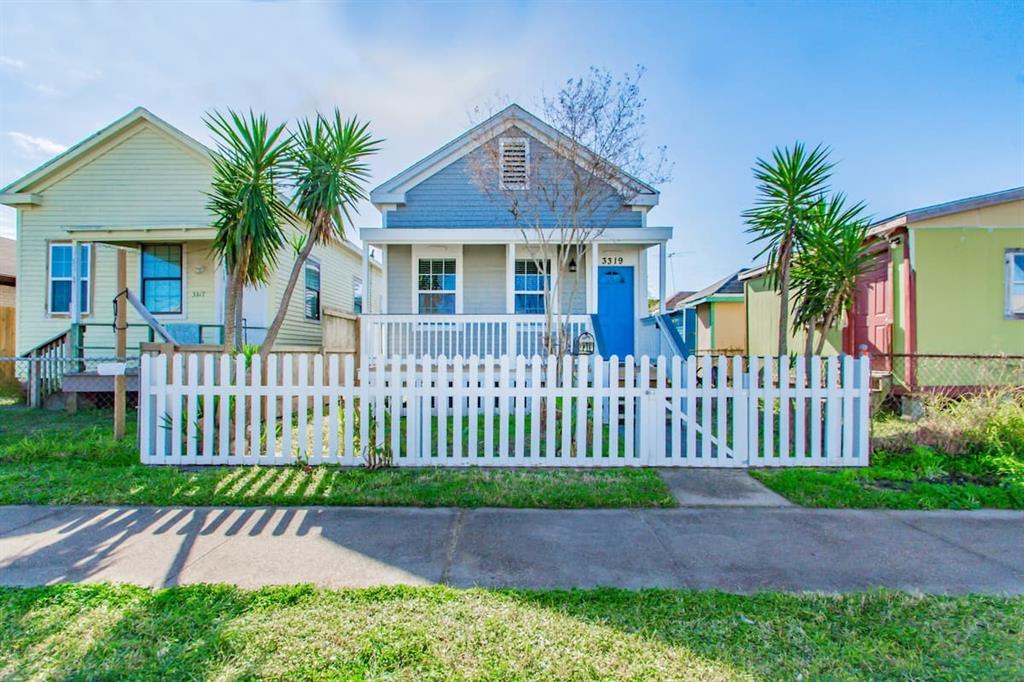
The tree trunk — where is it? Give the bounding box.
[234,287,245,349]
[803,319,815,357]
[259,224,320,363]
[815,311,836,355]
[222,248,249,353]
[776,236,793,357]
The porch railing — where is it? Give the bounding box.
[361,314,593,359]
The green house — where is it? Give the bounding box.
[743,187,1024,393]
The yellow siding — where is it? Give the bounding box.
[696,304,711,351]
[710,300,746,353]
[14,118,371,354]
[743,276,843,356]
[267,225,382,348]
[0,285,14,308]
[15,122,212,354]
[912,226,1024,355]
[912,199,1023,229]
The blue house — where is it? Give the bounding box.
[358,104,674,358]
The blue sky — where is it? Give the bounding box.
[1,0,1021,293]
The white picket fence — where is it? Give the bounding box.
[139,353,871,467]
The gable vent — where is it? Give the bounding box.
[499,137,529,190]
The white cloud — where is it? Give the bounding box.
[8,131,67,157]
[0,55,24,69]
[28,82,59,96]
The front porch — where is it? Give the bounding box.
[359,227,672,359]
[362,313,593,358]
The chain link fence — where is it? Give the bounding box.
[0,356,141,411]
[888,353,1024,398]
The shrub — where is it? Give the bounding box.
[874,388,1024,458]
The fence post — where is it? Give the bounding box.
[732,356,747,466]
[138,354,151,462]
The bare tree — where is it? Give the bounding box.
[467,66,670,355]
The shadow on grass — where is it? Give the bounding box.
[2,583,1021,680]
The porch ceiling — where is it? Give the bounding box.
[360,226,672,245]
[62,225,216,244]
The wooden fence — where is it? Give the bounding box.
[139,353,871,468]
[0,306,14,386]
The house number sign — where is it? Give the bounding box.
[574,331,596,356]
[601,256,624,265]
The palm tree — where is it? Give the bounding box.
[205,110,293,351]
[743,142,834,355]
[259,110,381,360]
[791,193,873,354]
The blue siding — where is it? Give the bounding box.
[386,129,643,229]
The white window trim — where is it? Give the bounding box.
[47,242,91,317]
[137,243,187,319]
[412,244,463,314]
[304,258,322,322]
[513,257,550,315]
[499,136,529,191]
[1006,249,1024,320]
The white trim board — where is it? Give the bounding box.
[360,226,673,246]
[411,244,464,314]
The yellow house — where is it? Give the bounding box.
[0,107,381,360]
[742,187,1024,392]
[678,270,747,355]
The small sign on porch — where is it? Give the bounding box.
[96,362,127,376]
[573,331,595,356]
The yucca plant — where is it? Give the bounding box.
[791,193,873,354]
[259,110,382,361]
[205,110,294,351]
[743,142,834,355]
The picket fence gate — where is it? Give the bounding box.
[138,353,871,467]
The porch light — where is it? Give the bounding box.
[568,257,577,273]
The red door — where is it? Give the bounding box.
[852,251,892,371]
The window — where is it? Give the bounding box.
[141,244,183,314]
[1007,251,1024,318]
[417,258,456,313]
[48,243,90,315]
[353,276,363,314]
[514,259,549,314]
[305,261,321,320]
[499,137,528,190]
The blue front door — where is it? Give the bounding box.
[597,266,635,357]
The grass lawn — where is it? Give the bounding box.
[0,407,674,508]
[752,448,1024,510]
[1,584,1020,681]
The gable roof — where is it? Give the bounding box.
[665,290,696,310]
[370,103,659,209]
[0,107,211,203]
[680,270,747,307]
[868,186,1024,237]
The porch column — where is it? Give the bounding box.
[587,243,598,315]
[506,243,515,355]
[658,241,667,315]
[66,239,83,413]
[70,239,81,326]
[114,247,127,439]
[380,245,388,314]
[361,242,371,314]
[69,239,84,366]
[505,243,515,313]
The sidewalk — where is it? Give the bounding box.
[1,505,1022,594]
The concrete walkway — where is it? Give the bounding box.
[658,470,794,507]
[2,505,1022,594]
